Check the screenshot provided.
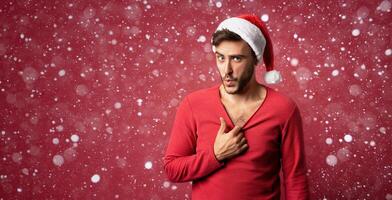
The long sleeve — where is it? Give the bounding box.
[281,105,310,200]
[163,96,225,183]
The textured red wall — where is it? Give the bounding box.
[0,0,391,199]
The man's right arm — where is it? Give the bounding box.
[163,96,225,183]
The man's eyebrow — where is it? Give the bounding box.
[215,51,246,57]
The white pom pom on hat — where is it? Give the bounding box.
[212,14,282,84]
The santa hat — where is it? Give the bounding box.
[212,14,282,84]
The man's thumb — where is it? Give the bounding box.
[219,117,226,133]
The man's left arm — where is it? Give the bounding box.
[281,105,310,200]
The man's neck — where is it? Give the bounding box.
[219,79,262,104]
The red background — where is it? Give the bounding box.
[1,0,391,199]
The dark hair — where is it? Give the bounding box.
[212,29,258,65]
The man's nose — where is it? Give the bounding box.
[223,60,233,75]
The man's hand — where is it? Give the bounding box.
[213,117,249,162]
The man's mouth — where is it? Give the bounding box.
[225,79,236,86]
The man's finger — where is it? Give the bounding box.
[219,117,226,134]
[230,125,243,135]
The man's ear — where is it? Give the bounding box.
[254,58,259,67]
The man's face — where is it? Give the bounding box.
[215,40,256,95]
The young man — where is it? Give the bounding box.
[163,14,310,200]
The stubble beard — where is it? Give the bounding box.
[221,64,255,95]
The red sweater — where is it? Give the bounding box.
[163,83,310,200]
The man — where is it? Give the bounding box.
[163,14,310,200]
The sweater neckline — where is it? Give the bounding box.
[215,83,269,129]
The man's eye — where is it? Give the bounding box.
[217,56,224,61]
[233,57,241,62]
